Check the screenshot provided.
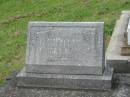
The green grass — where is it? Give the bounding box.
[0,0,130,86]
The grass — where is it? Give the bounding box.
[0,0,130,86]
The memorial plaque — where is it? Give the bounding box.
[26,22,104,75]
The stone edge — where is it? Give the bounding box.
[16,67,113,90]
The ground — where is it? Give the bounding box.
[0,0,130,86]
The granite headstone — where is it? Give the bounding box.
[26,22,104,75]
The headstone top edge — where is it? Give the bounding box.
[28,22,104,28]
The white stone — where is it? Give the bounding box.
[127,18,130,45]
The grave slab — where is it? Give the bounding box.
[17,67,113,90]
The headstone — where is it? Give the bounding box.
[26,22,104,75]
[17,22,113,90]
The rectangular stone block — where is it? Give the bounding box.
[17,67,113,90]
[26,22,104,75]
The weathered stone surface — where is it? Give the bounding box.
[26,22,105,75]
[16,67,113,90]
[1,72,130,97]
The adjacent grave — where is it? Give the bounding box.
[107,11,130,72]
[17,22,113,90]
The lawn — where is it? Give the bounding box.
[0,0,130,86]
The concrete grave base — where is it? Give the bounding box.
[107,11,130,73]
[16,67,113,90]
[1,71,130,97]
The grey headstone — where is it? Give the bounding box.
[26,22,105,75]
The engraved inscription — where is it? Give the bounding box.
[29,27,97,66]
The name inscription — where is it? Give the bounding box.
[29,27,97,66]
